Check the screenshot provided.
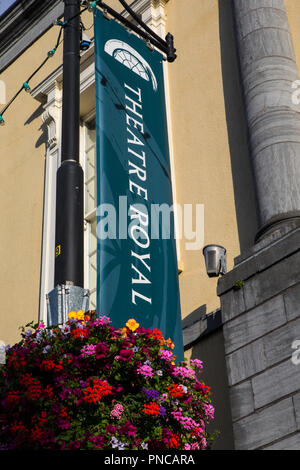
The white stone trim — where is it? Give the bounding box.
[0,340,5,364]
[34,82,62,325]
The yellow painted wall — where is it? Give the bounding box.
[165,0,241,318]
[285,0,300,73]
[0,4,120,346]
[0,27,62,346]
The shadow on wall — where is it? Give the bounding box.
[190,329,235,450]
[24,101,49,323]
[218,0,259,253]
[24,103,48,148]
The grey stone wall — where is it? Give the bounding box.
[218,227,300,450]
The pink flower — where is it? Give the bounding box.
[172,366,196,380]
[201,437,207,449]
[110,403,124,419]
[190,358,203,369]
[159,349,173,361]
[92,316,112,326]
[80,344,97,357]
[204,403,215,420]
[137,364,154,378]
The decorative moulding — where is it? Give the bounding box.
[0,0,64,72]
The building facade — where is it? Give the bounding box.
[0,0,300,450]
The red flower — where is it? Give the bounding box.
[169,433,181,449]
[190,426,201,437]
[7,352,26,370]
[149,328,164,345]
[71,328,89,340]
[167,384,184,398]
[40,359,63,373]
[10,421,27,435]
[40,359,55,371]
[54,360,64,372]
[59,407,69,419]
[55,406,71,430]
[26,383,42,400]
[142,402,160,416]
[19,373,35,387]
[37,412,48,427]
[83,379,112,404]
[30,425,43,441]
[194,381,211,397]
[6,391,21,406]
[44,384,54,399]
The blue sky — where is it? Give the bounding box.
[0,0,17,16]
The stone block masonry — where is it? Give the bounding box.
[218,227,300,450]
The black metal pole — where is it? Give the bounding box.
[54,0,84,287]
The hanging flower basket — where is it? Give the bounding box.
[0,312,216,450]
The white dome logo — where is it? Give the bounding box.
[104,39,158,92]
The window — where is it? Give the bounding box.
[83,119,97,310]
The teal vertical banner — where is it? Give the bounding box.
[94,10,184,361]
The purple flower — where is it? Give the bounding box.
[142,387,160,400]
[58,388,72,401]
[110,436,120,449]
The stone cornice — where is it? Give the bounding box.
[122,0,169,34]
[0,0,169,73]
[0,0,64,72]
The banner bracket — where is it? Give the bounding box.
[89,0,177,62]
